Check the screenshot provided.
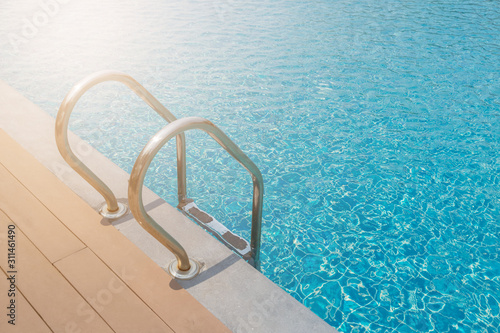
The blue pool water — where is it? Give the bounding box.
[1,0,499,331]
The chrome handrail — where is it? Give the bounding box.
[129,117,264,276]
[55,71,187,218]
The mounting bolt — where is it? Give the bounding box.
[99,202,128,219]
[167,259,201,280]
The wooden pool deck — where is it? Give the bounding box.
[0,129,229,332]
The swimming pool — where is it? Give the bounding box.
[1,0,499,331]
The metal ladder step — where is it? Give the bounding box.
[179,199,252,263]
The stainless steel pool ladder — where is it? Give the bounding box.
[55,71,263,278]
[129,116,263,278]
[55,70,187,218]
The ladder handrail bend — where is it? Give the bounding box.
[55,70,187,217]
[128,116,264,272]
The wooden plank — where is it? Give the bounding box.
[0,163,84,263]
[0,211,113,333]
[0,130,230,332]
[55,247,174,333]
[0,270,52,332]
